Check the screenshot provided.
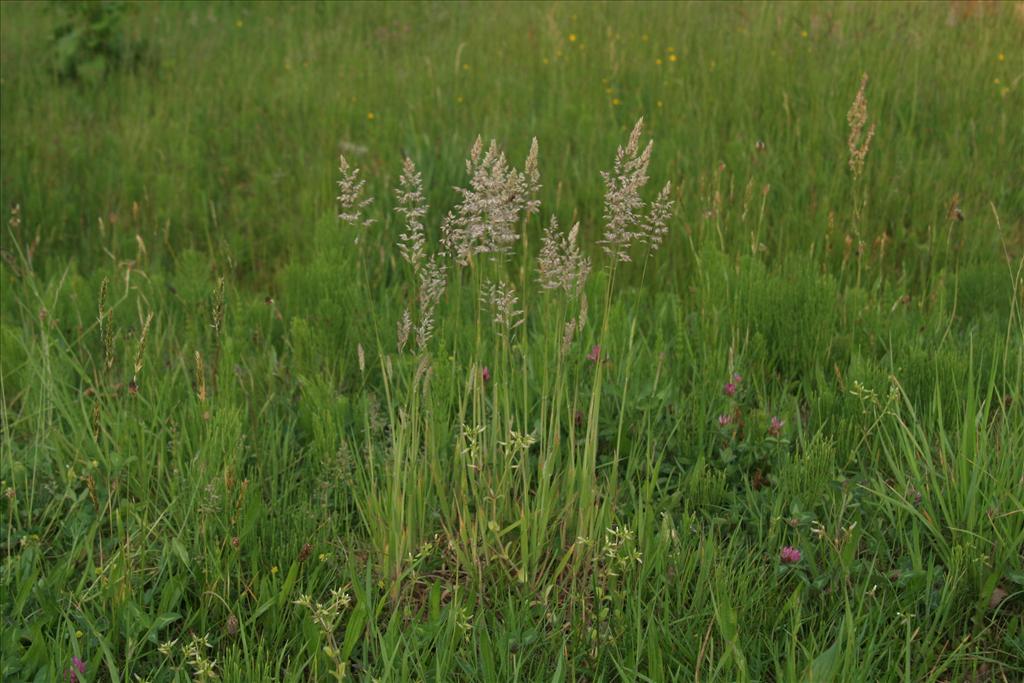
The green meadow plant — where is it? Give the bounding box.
[345,119,671,601]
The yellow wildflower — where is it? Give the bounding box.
[669,54,678,62]
[568,33,577,42]
[367,112,376,121]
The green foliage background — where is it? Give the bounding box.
[1,2,1022,681]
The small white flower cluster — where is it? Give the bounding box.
[294,588,352,632]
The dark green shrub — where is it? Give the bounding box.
[50,1,151,83]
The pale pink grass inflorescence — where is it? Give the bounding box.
[537,216,591,295]
[442,136,541,265]
[395,156,429,271]
[415,256,447,350]
[337,155,375,233]
[847,73,876,179]
[599,118,674,262]
[482,279,524,333]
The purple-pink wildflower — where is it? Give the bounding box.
[780,546,802,564]
[587,345,601,363]
[482,366,491,382]
[732,373,743,384]
[723,382,737,397]
[67,656,86,682]
[718,414,733,427]
[768,416,784,437]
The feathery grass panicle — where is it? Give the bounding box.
[415,256,446,350]
[194,350,206,402]
[599,118,673,262]
[847,73,876,179]
[482,279,524,333]
[537,217,591,295]
[98,276,114,372]
[561,318,577,352]
[395,156,428,271]
[643,181,674,251]
[131,311,153,384]
[524,136,541,217]
[397,308,412,354]
[337,154,375,233]
[211,276,225,336]
[442,136,541,265]
[390,154,446,353]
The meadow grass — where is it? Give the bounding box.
[1,2,1022,681]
